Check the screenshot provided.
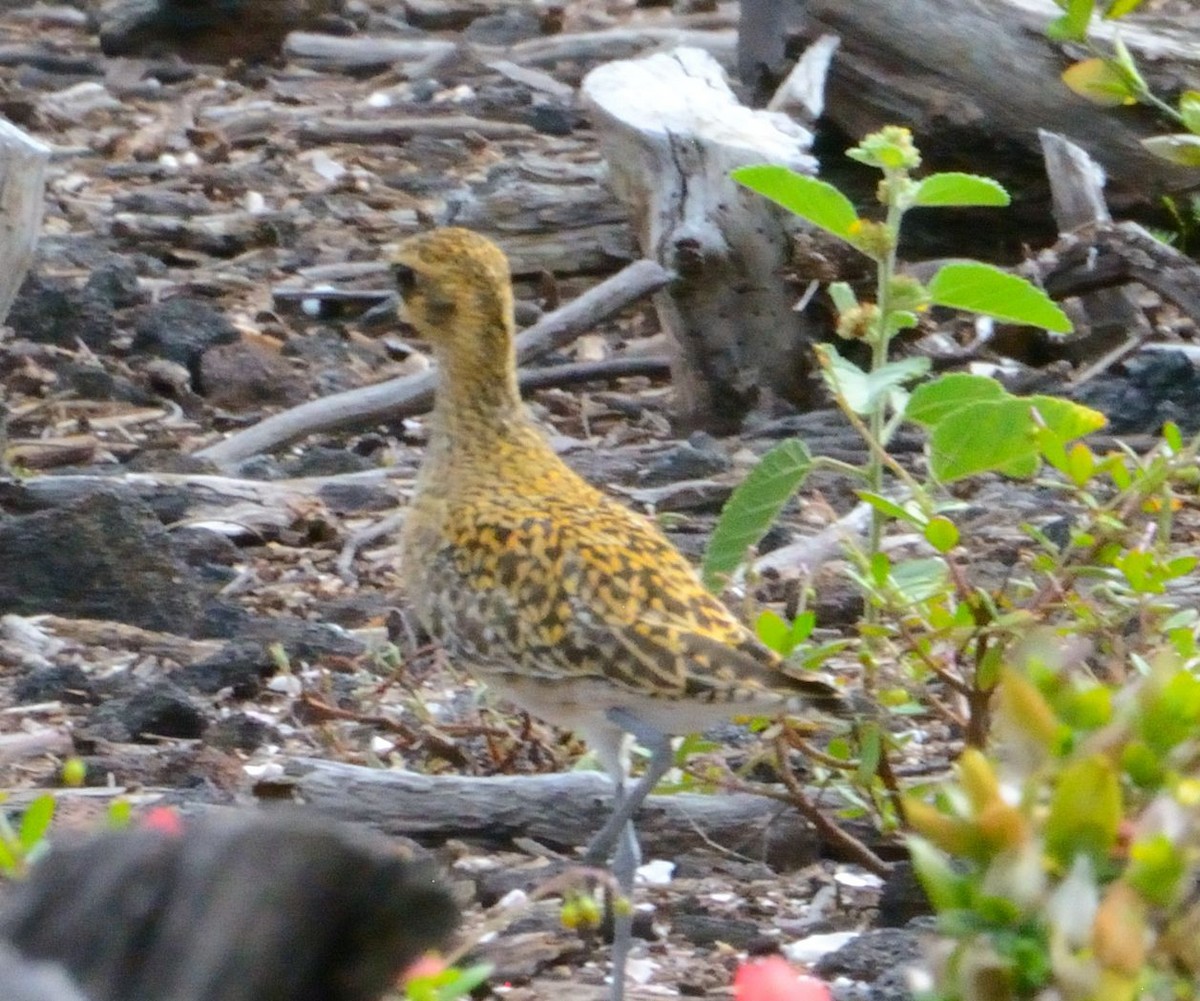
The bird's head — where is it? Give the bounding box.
[390,228,515,352]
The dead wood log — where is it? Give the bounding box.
[1032,219,1200,329]
[484,26,738,82]
[0,120,49,326]
[285,757,829,870]
[295,116,535,146]
[193,258,672,469]
[738,0,1199,212]
[284,32,455,71]
[0,811,458,1001]
[1039,130,1148,376]
[583,46,825,433]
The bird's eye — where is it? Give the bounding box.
[393,263,417,295]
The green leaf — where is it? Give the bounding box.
[1142,134,1200,168]
[911,172,1010,208]
[1126,834,1185,906]
[829,282,858,313]
[18,795,54,853]
[906,373,1007,427]
[1061,57,1137,105]
[889,557,950,603]
[857,490,926,527]
[928,400,1041,482]
[821,345,929,415]
[1045,756,1121,869]
[928,262,1072,332]
[1026,395,1109,440]
[0,837,18,876]
[732,165,860,241]
[924,516,960,553]
[856,722,882,785]
[756,609,791,653]
[702,439,812,590]
[928,396,1104,482]
[1104,0,1145,16]
[1046,0,1095,40]
[1179,91,1200,135]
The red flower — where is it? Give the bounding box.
[733,956,831,1001]
[140,806,185,836]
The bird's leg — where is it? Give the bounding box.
[607,792,638,1001]
[582,709,673,867]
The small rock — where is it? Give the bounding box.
[196,338,308,410]
[0,490,208,633]
[98,0,344,64]
[208,713,277,751]
[84,258,145,309]
[182,641,277,697]
[813,926,924,985]
[81,680,207,742]
[13,665,97,706]
[527,103,578,136]
[673,913,763,949]
[132,297,238,371]
[170,526,241,569]
[462,7,542,44]
[638,432,730,486]
[876,861,932,928]
[281,446,374,478]
[7,273,115,349]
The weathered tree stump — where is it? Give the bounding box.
[582,46,826,433]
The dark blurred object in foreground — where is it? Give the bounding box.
[0,811,458,1001]
[98,0,342,64]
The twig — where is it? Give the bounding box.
[194,259,672,470]
[772,732,890,876]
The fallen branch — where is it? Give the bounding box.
[193,259,673,470]
[282,757,885,870]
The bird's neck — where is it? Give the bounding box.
[427,316,529,449]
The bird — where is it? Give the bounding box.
[393,227,846,1001]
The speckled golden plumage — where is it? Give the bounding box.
[393,228,842,764]
[394,226,843,1001]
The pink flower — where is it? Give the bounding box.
[140,806,185,836]
[733,956,832,1001]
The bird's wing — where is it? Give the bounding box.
[430,496,840,710]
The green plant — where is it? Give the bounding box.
[699,128,1200,845]
[1048,0,1200,168]
[705,127,1076,595]
[907,649,1200,1001]
[0,793,55,878]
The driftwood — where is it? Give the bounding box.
[583,46,825,433]
[0,811,458,1001]
[295,116,536,146]
[738,0,1199,210]
[286,757,832,871]
[194,258,672,469]
[1039,130,1148,376]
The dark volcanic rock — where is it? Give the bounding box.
[13,665,98,706]
[84,258,145,310]
[815,924,928,1001]
[132,298,239,371]
[98,0,344,64]
[0,491,207,633]
[183,641,277,697]
[80,680,207,742]
[7,273,115,349]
